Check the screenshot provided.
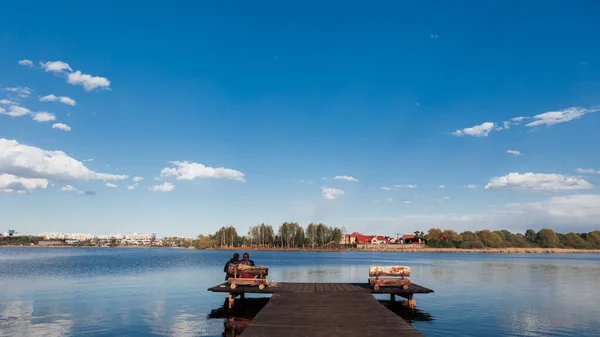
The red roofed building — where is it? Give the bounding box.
[341,232,394,245]
[401,233,421,244]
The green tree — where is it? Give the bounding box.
[306,223,318,248]
[586,231,600,249]
[460,231,477,242]
[561,232,586,249]
[442,229,461,242]
[525,229,537,244]
[536,228,559,248]
[427,228,443,241]
[476,229,503,248]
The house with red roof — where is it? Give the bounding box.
[341,232,395,245]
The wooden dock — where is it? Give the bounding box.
[208,282,433,336]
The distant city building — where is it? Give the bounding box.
[40,232,158,246]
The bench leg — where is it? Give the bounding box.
[240,293,245,300]
[390,294,395,302]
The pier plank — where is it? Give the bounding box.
[241,292,423,336]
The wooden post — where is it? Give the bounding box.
[404,293,416,308]
[228,293,235,309]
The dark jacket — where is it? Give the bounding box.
[224,259,239,279]
[239,259,255,266]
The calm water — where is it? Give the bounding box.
[1,248,599,337]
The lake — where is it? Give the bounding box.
[0,248,599,336]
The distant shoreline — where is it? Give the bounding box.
[2,245,599,253]
[209,246,600,254]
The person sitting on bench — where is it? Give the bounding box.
[223,253,239,280]
[238,252,255,278]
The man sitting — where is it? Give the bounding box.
[223,253,239,280]
[238,252,255,278]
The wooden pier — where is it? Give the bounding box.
[208,282,433,336]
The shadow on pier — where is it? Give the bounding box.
[208,297,434,337]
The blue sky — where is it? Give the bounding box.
[1,1,599,237]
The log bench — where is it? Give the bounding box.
[368,266,411,291]
[227,264,270,290]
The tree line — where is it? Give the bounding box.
[421,228,600,249]
[193,222,345,249]
[192,225,600,250]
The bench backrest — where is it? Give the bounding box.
[369,266,410,277]
[228,264,269,276]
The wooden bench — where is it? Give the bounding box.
[368,266,411,291]
[227,264,270,290]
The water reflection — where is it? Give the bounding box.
[208,298,270,337]
[378,300,435,323]
[0,301,73,337]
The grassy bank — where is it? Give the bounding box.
[211,246,600,254]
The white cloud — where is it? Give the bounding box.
[0,138,128,182]
[82,159,93,162]
[40,94,76,106]
[126,185,136,190]
[322,187,344,200]
[52,123,71,132]
[32,112,56,122]
[160,161,245,182]
[133,176,144,182]
[60,185,95,196]
[452,122,496,137]
[439,185,446,188]
[463,184,478,189]
[105,183,117,188]
[502,121,511,129]
[18,59,33,67]
[150,182,175,192]
[0,173,48,194]
[1,105,31,117]
[576,168,600,174]
[485,172,594,192]
[381,184,418,191]
[511,116,526,123]
[430,34,439,39]
[61,185,78,192]
[525,107,599,127]
[4,87,32,98]
[442,196,450,200]
[40,61,72,73]
[333,175,359,182]
[67,71,110,91]
[387,198,394,202]
[535,195,600,218]
[506,150,521,156]
[0,99,16,105]
[508,194,600,219]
